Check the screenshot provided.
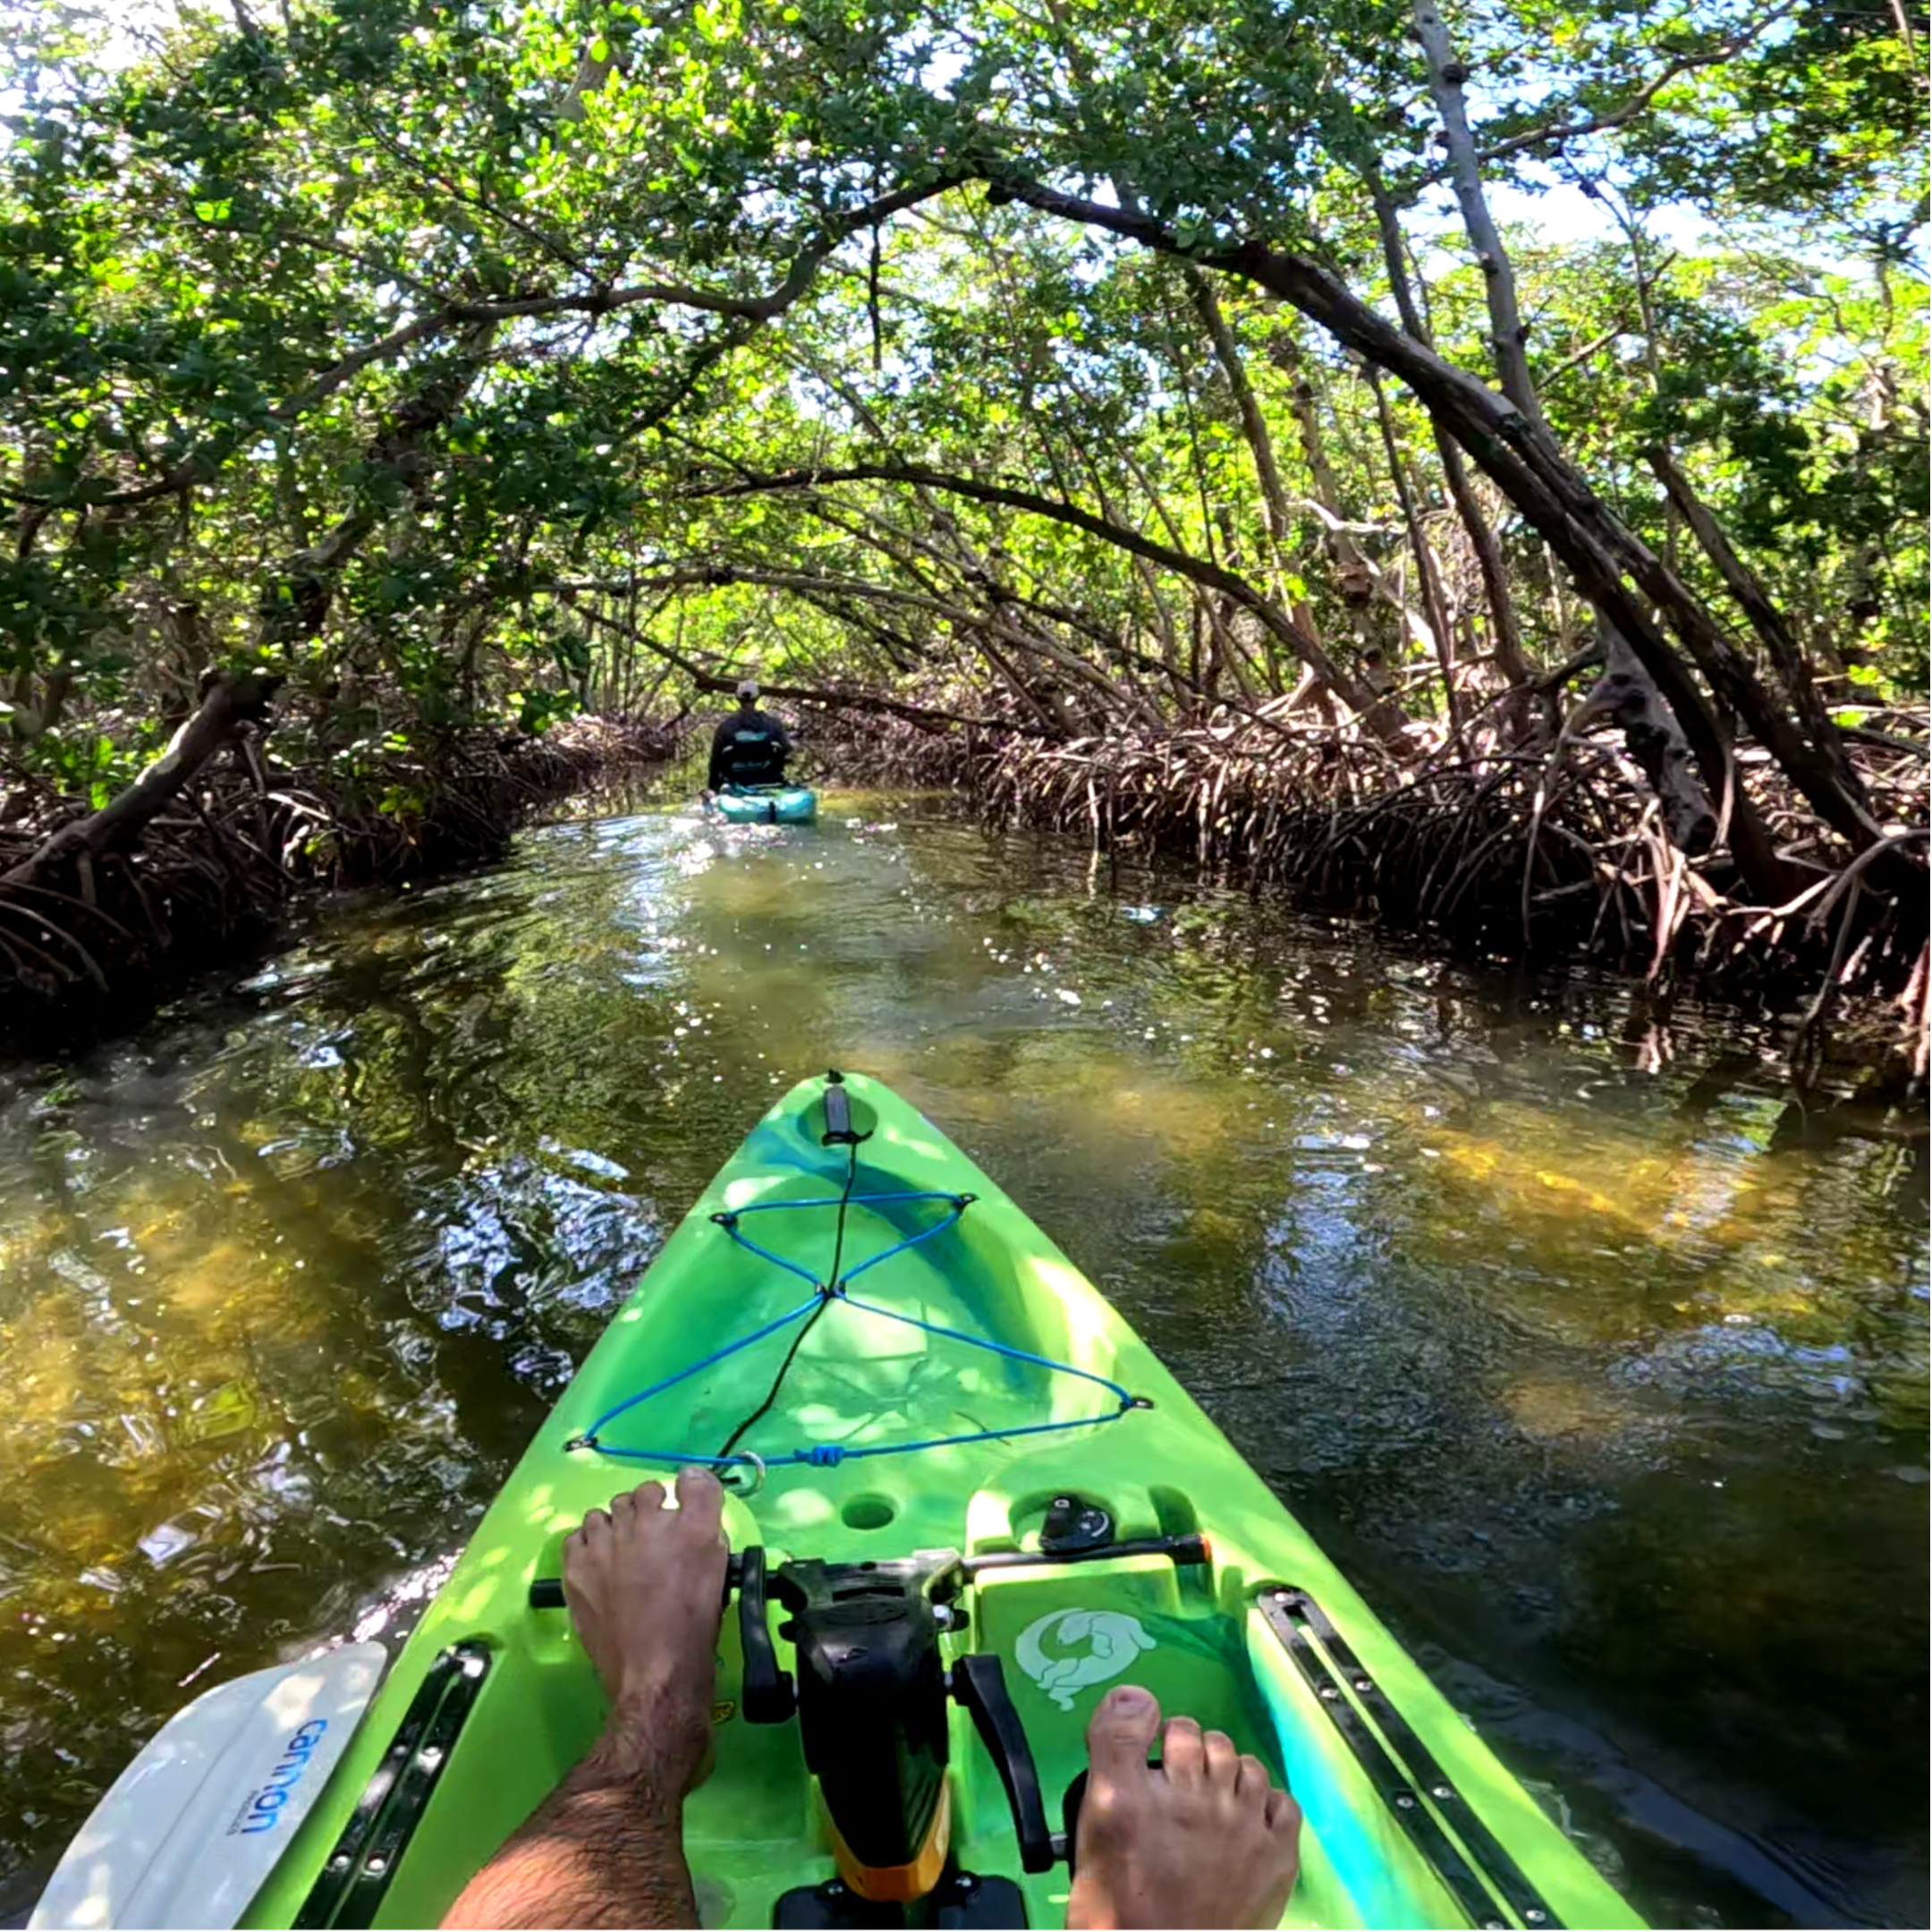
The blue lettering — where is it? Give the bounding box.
[228,1716,335,1835]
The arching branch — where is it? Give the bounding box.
[976,169,1884,896]
[680,462,1373,712]
[555,588,1059,736]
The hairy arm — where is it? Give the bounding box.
[441,1740,697,1930]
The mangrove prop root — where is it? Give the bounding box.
[805,695,1928,1056]
[0,715,682,1052]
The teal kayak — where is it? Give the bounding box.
[36,1073,1642,1932]
[713,784,818,825]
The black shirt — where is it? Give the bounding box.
[708,707,794,789]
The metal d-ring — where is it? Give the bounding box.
[720,1452,767,1496]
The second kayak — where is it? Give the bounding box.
[713,784,818,824]
[35,1072,1643,1932]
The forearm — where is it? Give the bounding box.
[442,1744,696,1930]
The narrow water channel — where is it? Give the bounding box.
[0,792,1924,1928]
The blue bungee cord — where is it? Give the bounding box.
[569,1140,1144,1484]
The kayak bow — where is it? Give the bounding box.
[36,1072,1642,1932]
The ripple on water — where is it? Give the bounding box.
[0,793,1922,1928]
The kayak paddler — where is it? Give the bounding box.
[441,1468,1302,1932]
[705,679,794,796]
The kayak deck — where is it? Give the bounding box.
[239,1074,1638,1931]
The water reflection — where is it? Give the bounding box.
[0,792,1923,1928]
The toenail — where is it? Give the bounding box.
[1104,1685,1155,1713]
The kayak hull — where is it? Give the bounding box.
[48,1074,1640,1931]
[714,784,818,824]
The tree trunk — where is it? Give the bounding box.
[1369,371,1462,737]
[1412,0,1540,421]
[1647,445,1869,811]
[1269,331,1377,606]
[1596,622,1716,851]
[1187,272,1293,558]
[1368,174,1539,738]
[1403,10,1728,842]
[4,670,283,886]
[1266,321,1445,675]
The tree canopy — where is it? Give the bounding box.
[0,0,1925,987]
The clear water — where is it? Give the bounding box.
[0,792,1924,1928]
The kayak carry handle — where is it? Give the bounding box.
[951,1653,1055,1874]
[820,1070,869,1147]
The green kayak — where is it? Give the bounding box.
[37,1072,1642,1932]
[713,784,818,825]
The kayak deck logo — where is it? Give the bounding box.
[229,1718,329,1835]
[1014,1608,1156,1710]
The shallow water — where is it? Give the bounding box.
[0,791,1924,1928]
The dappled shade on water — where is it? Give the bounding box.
[0,794,1923,1928]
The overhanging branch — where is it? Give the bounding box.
[679,461,1371,711]
[975,168,1881,893]
[555,586,1056,736]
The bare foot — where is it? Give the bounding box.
[1065,1686,1301,1930]
[563,1466,731,1797]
